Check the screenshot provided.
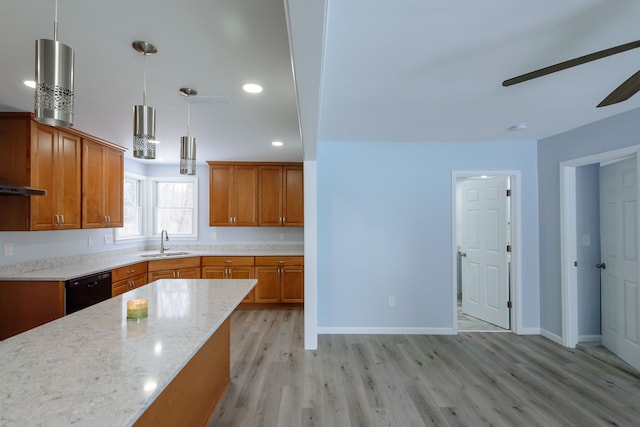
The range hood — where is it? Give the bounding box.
[0,178,46,196]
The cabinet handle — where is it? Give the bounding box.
[127,269,135,274]
[60,215,64,226]
[107,215,111,225]
[177,271,180,278]
[54,215,59,227]
[229,217,233,224]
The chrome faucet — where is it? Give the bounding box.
[160,229,170,254]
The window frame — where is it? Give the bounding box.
[115,172,146,243]
[149,176,199,240]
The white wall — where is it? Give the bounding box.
[316,140,540,332]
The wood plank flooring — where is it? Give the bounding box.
[208,310,640,426]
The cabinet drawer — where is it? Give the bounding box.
[147,257,201,272]
[112,273,147,297]
[255,256,303,266]
[201,256,254,267]
[112,262,148,282]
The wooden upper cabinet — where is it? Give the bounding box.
[31,126,82,230]
[209,161,303,228]
[0,113,81,231]
[259,164,303,226]
[209,163,258,226]
[82,138,124,228]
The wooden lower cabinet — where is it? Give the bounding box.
[254,256,304,304]
[201,256,255,303]
[147,257,201,282]
[0,280,65,340]
[112,262,148,297]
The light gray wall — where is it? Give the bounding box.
[576,164,601,337]
[0,161,303,266]
[317,140,540,330]
[537,107,640,337]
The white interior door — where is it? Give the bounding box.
[600,156,640,370]
[460,177,510,329]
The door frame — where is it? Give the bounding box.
[559,145,640,348]
[452,170,521,333]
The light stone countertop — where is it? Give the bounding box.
[0,244,304,281]
[0,278,256,427]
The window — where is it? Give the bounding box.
[117,175,144,240]
[152,178,198,238]
[116,175,198,242]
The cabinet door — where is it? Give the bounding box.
[281,265,304,303]
[31,127,81,230]
[231,266,255,303]
[233,165,258,226]
[82,140,107,228]
[258,165,283,226]
[148,270,176,282]
[104,147,123,227]
[283,166,304,226]
[30,125,57,230]
[202,266,227,279]
[176,267,201,279]
[56,131,82,229]
[255,266,280,303]
[209,164,233,226]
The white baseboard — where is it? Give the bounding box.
[540,328,563,344]
[317,327,454,335]
[578,334,601,343]
[516,327,540,335]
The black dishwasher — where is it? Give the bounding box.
[65,271,112,315]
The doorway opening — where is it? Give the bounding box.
[560,146,640,372]
[452,171,521,333]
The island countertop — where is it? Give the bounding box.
[0,278,256,426]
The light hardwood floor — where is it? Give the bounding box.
[208,310,640,426]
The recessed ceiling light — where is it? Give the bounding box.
[242,83,263,94]
[23,80,36,88]
[272,140,283,147]
[508,123,528,132]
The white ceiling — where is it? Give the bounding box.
[2,1,640,166]
[0,0,303,164]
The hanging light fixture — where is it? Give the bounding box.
[179,88,197,175]
[35,0,74,127]
[132,41,158,159]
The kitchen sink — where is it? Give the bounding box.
[140,251,191,258]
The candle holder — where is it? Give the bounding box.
[127,298,148,319]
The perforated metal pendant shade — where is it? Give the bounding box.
[34,4,74,128]
[180,136,196,175]
[133,104,156,159]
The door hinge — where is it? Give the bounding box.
[507,301,512,309]
[574,261,578,267]
[506,245,511,252]
[506,189,511,197]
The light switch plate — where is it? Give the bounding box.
[388,296,396,307]
[4,243,14,256]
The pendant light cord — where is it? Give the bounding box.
[142,53,148,105]
[53,0,58,41]
[187,96,191,137]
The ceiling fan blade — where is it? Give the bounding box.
[597,69,640,107]
[502,40,640,87]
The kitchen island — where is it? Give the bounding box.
[0,278,256,426]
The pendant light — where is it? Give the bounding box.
[35,0,74,127]
[132,41,158,159]
[179,88,197,175]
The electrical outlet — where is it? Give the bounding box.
[88,236,94,247]
[211,231,217,240]
[104,235,113,244]
[388,296,396,307]
[4,243,14,256]
[279,232,285,241]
